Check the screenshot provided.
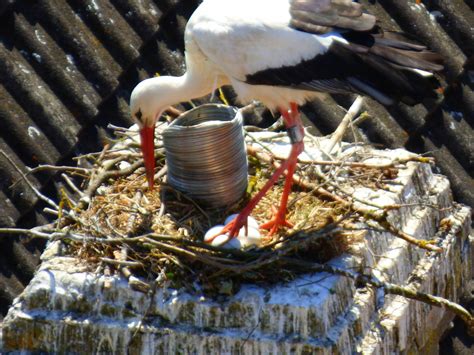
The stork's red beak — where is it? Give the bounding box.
[139,124,156,189]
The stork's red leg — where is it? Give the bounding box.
[210,102,304,241]
[260,102,304,235]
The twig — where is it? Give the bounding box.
[61,173,84,197]
[382,282,474,335]
[160,185,211,223]
[308,165,442,252]
[282,258,474,335]
[248,142,441,252]
[165,106,183,118]
[0,227,54,239]
[27,165,90,175]
[107,124,132,132]
[100,258,143,268]
[1,150,60,211]
[209,220,345,278]
[247,144,430,168]
[96,144,111,164]
[142,237,241,270]
[78,159,144,209]
[247,145,349,204]
[73,149,142,161]
[9,165,89,190]
[327,96,365,154]
[44,208,60,217]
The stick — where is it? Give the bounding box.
[327,96,365,154]
[0,150,60,211]
[78,159,144,209]
[100,258,143,268]
[282,258,474,335]
[61,173,84,197]
[0,227,53,239]
[247,145,432,168]
[27,165,89,175]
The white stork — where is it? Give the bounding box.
[130,0,443,238]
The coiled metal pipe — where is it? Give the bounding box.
[163,104,248,207]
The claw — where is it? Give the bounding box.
[203,215,248,244]
[222,214,248,238]
[204,213,263,245]
[259,205,293,236]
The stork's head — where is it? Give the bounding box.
[130,78,167,189]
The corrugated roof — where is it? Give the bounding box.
[0,0,472,322]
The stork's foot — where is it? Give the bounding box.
[221,214,248,238]
[260,205,293,236]
[205,213,249,244]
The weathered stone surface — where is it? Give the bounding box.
[1,142,472,353]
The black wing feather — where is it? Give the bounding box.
[289,0,376,33]
[246,1,444,107]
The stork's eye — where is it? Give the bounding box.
[135,109,143,122]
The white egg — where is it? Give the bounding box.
[204,225,225,243]
[204,221,261,249]
[238,227,262,247]
[210,234,230,247]
[210,235,242,249]
[224,214,259,230]
[238,226,260,238]
[222,238,242,250]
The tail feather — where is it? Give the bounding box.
[369,45,443,72]
[287,1,444,106]
[340,29,444,105]
[245,28,444,106]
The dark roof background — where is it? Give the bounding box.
[0,0,472,321]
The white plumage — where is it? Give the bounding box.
[188,0,311,79]
[133,0,351,117]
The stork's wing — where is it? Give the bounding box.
[189,0,443,106]
[188,0,332,81]
[289,0,376,33]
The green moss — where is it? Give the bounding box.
[259,309,270,332]
[127,330,145,353]
[208,306,220,326]
[68,294,92,314]
[100,302,117,317]
[308,310,323,336]
[25,288,50,310]
[227,302,244,326]
[179,302,196,322]
[4,319,45,350]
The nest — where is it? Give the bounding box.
[47,120,432,296]
[4,106,472,332]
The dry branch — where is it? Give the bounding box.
[283,258,474,335]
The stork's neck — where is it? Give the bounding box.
[145,60,217,116]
